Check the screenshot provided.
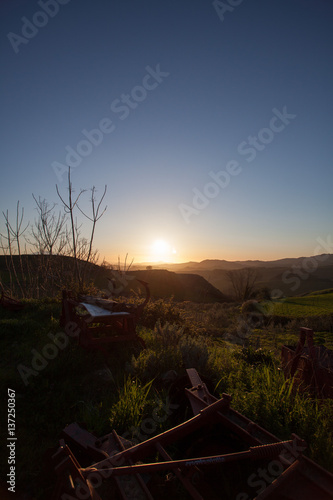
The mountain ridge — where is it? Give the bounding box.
[134,254,333,272]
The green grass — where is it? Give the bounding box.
[262,289,333,317]
[1,295,333,499]
[109,376,154,434]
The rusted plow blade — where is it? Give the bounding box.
[51,369,333,499]
[0,291,24,311]
[281,327,333,398]
[59,280,150,351]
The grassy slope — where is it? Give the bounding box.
[262,289,333,317]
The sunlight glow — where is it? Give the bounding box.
[150,239,177,262]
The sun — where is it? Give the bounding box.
[150,239,177,262]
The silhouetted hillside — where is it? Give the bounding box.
[146,255,333,297]
[2,254,332,300]
[151,254,333,272]
[0,255,230,303]
[127,269,230,303]
[192,265,333,297]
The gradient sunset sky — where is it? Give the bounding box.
[1,0,332,264]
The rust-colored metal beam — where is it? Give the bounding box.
[84,439,305,477]
[82,395,232,476]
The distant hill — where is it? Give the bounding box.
[143,255,333,297]
[148,254,333,272]
[191,265,333,297]
[2,254,332,300]
[0,255,230,303]
[126,269,230,303]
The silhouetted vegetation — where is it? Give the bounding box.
[0,169,107,298]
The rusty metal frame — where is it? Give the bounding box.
[281,327,333,398]
[51,368,333,499]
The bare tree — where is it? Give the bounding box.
[56,168,85,287]
[26,196,70,295]
[0,235,13,293]
[77,185,107,284]
[56,168,108,291]
[30,195,67,255]
[226,267,259,301]
[0,170,108,297]
[0,202,29,297]
[78,186,107,262]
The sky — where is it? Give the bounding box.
[1,0,332,264]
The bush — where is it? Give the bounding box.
[139,298,183,329]
[233,346,276,367]
[241,300,261,315]
[179,335,210,373]
[150,319,184,350]
[131,321,184,381]
[131,321,210,381]
[130,348,182,383]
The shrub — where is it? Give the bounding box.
[179,335,210,373]
[150,319,184,350]
[131,321,210,381]
[131,321,184,381]
[233,346,276,367]
[130,348,182,383]
[241,300,261,315]
[139,298,183,329]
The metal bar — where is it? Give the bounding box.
[52,444,103,500]
[112,430,154,500]
[255,460,303,499]
[186,368,207,388]
[84,395,232,475]
[155,442,205,500]
[185,387,279,447]
[85,440,299,477]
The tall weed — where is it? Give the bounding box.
[109,376,154,434]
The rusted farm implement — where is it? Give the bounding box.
[281,327,333,399]
[59,279,150,351]
[50,368,333,499]
[0,291,24,311]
